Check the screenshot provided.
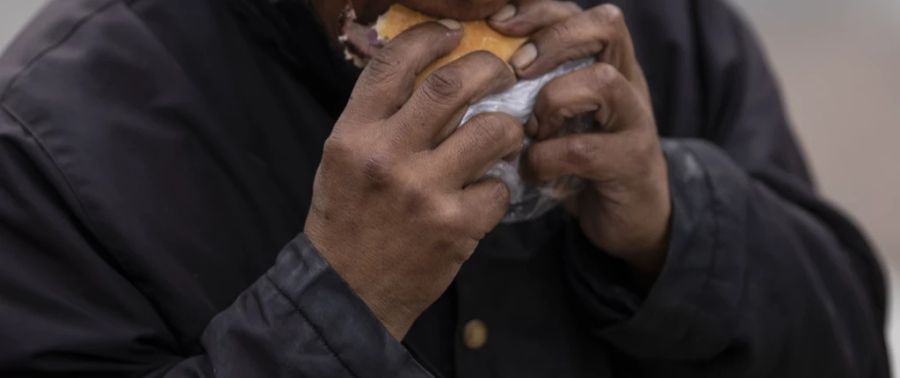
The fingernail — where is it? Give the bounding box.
[511,43,538,70]
[490,4,517,22]
[438,19,462,30]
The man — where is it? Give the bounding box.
[0,0,889,376]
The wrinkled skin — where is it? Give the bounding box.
[307,0,670,339]
[493,1,670,277]
[305,22,522,340]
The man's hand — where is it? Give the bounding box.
[305,21,522,340]
[492,2,671,276]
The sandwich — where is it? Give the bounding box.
[340,4,592,223]
[340,4,527,83]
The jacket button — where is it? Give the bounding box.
[463,319,488,350]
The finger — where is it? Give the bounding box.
[525,133,625,182]
[342,21,463,124]
[524,114,539,138]
[533,63,649,139]
[512,4,638,79]
[488,1,582,37]
[458,178,511,236]
[431,112,524,186]
[392,51,517,149]
[434,106,470,146]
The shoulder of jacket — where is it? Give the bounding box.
[0,0,140,102]
[0,0,190,141]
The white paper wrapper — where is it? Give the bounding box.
[460,58,596,223]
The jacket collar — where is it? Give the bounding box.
[228,0,358,117]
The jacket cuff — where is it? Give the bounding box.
[264,234,432,377]
[565,138,748,360]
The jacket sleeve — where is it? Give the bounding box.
[0,108,430,377]
[561,1,890,377]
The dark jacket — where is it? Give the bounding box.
[0,0,889,376]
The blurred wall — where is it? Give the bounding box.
[1,0,899,373]
[0,0,45,50]
[730,0,900,372]
[731,0,900,269]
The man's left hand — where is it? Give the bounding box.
[491,1,671,276]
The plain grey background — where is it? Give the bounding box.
[2,0,899,372]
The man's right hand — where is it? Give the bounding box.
[304,21,523,340]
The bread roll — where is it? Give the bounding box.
[374,5,527,84]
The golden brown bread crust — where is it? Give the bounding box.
[375,5,527,84]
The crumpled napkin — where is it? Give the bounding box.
[460,58,596,223]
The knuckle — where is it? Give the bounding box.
[630,132,659,167]
[488,180,512,206]
[470,50,514,80]
[637,132,658,156]
[466,228,490,244]
[365,49,405,84]
[590,63,622,90]
[445,237,477,264]
[465,183,510,239]
[597,4,625,25]
[322,134,357,166]
[537,81,565,110]
[477,183,511,235]
[398,178,431,213]
[429,197,464,227]
[322,135,351,158]
[361,151,399,188]
[463,115,494,141]
[496,115,525,148]
[467,114,509,144]
[565,137,597,166]
[504,117,525,145]
[421,67,464,103]
[547,21,578,43]
[562,1,584,13]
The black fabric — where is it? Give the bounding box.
[0,0,888,377]
[227,0,357,118]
